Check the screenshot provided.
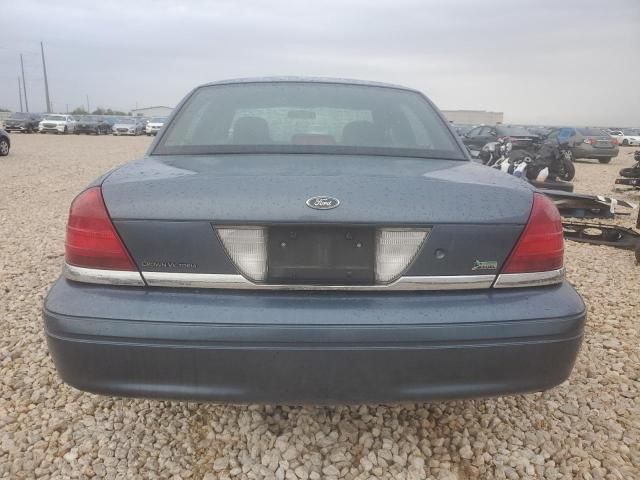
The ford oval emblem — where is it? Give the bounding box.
[306,196,340,210]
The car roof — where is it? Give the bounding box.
[199,76,420,93]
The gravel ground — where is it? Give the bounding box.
[1,135,638,479]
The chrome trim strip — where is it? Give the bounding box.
[493,268,565,289]
[141,272,496,291]
[64,264,146,286]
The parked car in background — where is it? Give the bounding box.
[145,117,167,136]
[112,118,144,136]
[39,114,77,134]
[75,115,112,135]
[462,125,539,156]
[527,126,552,138]
[4,112,42,133]
[546,127,619,163]
[451,123,475,138]
[0,128,10,156]
[43,77,585,404]
[135,117,149,130]
[609,129,640,146]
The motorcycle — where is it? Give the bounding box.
[619,151,640,179]
[521,138,575,182]
[484,137,575,182]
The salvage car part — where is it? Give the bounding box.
[542,190,637,219]
[562,222,640,249]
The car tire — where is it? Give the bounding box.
[0,139,9,156]
[598,158,612,164]
[622,139,629,146]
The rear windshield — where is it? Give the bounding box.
[154,82,464,159]
[577,127,607,136]
[496,126,533,136]
[10,113,30,119]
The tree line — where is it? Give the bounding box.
[70,107,131,116]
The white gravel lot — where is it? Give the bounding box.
[0,134,638,479]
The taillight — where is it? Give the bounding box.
[65,186,137,270]
[583,137,597,145]
[502,193,563,274]
[612,138,618,145]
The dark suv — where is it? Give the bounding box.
[546,127,618,164]
[4,112,42,133]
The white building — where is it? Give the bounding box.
[441,110,504,125]
[130,106,173,118]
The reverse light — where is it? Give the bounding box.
[65,187,137,270]
[217,227,268,282]
[501,193,564,274]
[375,228,430,283]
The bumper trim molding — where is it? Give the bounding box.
[493,268,565,289]
[64,264,145,286]
[140,271,496,291]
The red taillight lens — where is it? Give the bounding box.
[502,193,564,274]
[612,138,618,145]
[65,186,137,270]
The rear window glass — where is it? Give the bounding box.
[577,128,607,136]
[154,82,464,160]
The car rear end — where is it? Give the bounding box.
[43,79,586,404]
[573,127,619,161]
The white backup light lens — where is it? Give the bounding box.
[217,227,268,282]
[375,229,430,283]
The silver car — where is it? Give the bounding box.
[112,118,144,136]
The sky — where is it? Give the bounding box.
[1,0,638,126]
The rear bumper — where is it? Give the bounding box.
[43,278,586,404]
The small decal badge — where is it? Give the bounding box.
[472,260,498,271]
[306,196,340,210]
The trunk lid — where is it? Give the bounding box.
[102,154,533,225]
[103,155,532,281]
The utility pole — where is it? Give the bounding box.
[86,95,90,113]
[20,54,29,113]
[40,42,52,113]
[18,77,23,112]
